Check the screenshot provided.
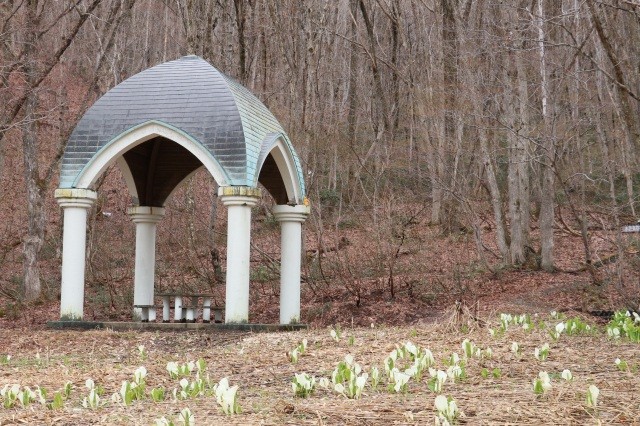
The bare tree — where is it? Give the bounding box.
[1,0,137,301]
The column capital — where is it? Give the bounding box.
[219,186,261,207]
[218,185,261,197]
[54,188,97,209]
[127,206,166,224]
[272,204,310,223]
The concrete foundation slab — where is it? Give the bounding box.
[47,321,307,332]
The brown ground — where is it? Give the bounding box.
[2,163,639,424]
[0,309,639,425]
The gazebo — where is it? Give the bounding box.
[54,55,309,325]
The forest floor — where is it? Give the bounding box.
[1,210,640,424]
[0,309,639,425]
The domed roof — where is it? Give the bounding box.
[60,55,305,201]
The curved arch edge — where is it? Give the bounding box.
[254,133,305,204]
[162,165,205,205]
[115,157,139,202]
[71,120,231,191]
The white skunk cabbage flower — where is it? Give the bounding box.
[154,417,171,426]
[533,371,552,395]
[392,370,410,393]
[586,385,599,408]
[405,341,418,357]
[221,385,238,414]
[180,378,189,390]
[134,366,147,384]
[434,394,449,412]
[166,361,179,378]
[432,370,448,393]
[434,394,459,423]
[178,407,194,424]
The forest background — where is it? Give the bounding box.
[1,0,640,326]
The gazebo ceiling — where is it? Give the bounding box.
[59,55,304,205]
[122,136,201,207]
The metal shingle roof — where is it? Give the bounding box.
[60,55,305,197]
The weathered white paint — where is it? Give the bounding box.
[54,188,97,320]
[273,204,310,324]
[128,206,165,319]
[219,190,260,323]
[74,121,230,190]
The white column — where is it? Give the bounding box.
[273,204,310,324]
[128,206,165,318]
[219,186,261,323]
[54,188,97,320]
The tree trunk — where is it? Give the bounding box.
[468,72,508,258]
[347,0,358,145]
[569,0,593,274]
[390,1,400,134]
[435,0,459,226]
[586,0,638,217]
[537,0,556,271]
[358,0,390,134]
[592,99,625,287]
[209,185,223,284]
[505,25,531,265]
[233,0,248,83]
[22,0,43,301]
[22,93,45,301]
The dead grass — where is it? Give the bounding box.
[0,311,639,425]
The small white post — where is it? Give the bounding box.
[139,307,149,322]
[202,297,211,323]
[174,295,183,322]
[219,186,261,323]
[55,188,97,320]
[186,307,195,322]
[128,206,165,319]
[273,204,309,324]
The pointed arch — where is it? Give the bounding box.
[72,121,230,192]
[254,133,304,204]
